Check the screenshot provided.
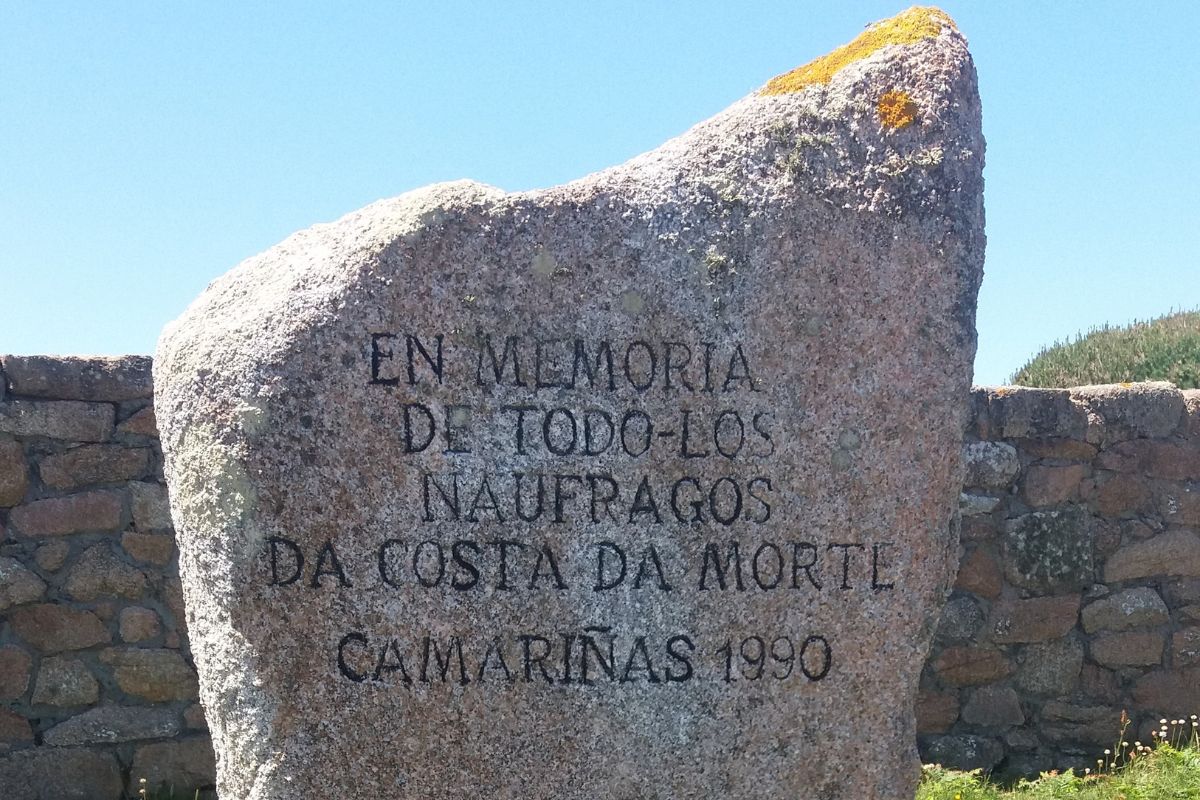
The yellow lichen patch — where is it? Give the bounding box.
[761,6,955,95]
[878,90,919,129]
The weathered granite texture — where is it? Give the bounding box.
[0,356,214,800]
[153,8,984,799]
[920,383,1200,779]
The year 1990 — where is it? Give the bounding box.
[713,634,832,683]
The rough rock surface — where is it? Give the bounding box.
[1080,587,1170,633]
[0,557,47,611]
[0,747,123,800]
[961,441,1019,489]
[41,706,181,746]
[31,656,99,707]
[155,8,985,799]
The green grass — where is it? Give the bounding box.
[1011,310,1200,388]
[918,718,1200,799]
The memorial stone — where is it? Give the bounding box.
[156,7,985,798]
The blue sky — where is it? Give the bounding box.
[2,2,1197,385]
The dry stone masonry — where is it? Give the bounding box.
[153,8,984,800]
[920,383,1200,778]
[0,356,213,800]
[3,375,1199,794]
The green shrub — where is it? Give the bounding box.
[1011,310,1200,388]
[917,715,1200,799]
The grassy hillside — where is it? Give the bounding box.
[1011,310,1200,389]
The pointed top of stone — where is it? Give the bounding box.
[763,7,959,96]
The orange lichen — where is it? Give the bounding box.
[877,90,919,128]
[761,6,955,95]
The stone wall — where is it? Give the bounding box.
[919,382,1200,778]
[0,357,213,799]
[1,357,1197,794]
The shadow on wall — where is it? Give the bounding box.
[0,356,213,799]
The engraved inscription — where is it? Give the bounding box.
[262,331,902,689]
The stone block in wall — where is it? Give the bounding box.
[62,543,147,602]
[1001,509,1092,592]
[980,387,1089,440]
[8,604,110,654]
[0,355,153,402]
[0,708,33,749]
[0,645,32,702]
[967,387,991,437]
[936,596,984,643]
[1079,663,1120,704]
[1159,485,1200,527]
[962,441,1020,489]
[8,490,125,537]
[98,648,198,702]
[961,514,1000,542]
[1071,382,1186,442]
[955,547,1003,599]
[1017,438,1098,462]
[1021,464,1086,508]
[42,706,180,746]
[33,540,70,571]
[1104,530,1200,582]
[131,737,216,793]
[1132,667,1200,713]
[1003,727,1040,753]
[31,656,99,707]
[960,492,1000,517]
[38,444,152,490]
[1185,389,1200,437]
[916,690,960,734]
[1091,473,1154,517]
[1122,519,1158,540]
[1090,631,1165,668]
[1090,519,1122,558]
[119,606,162,643]
[183,703,208,731]
[0,438,28,506]
[0,400,114,442]
[932,647,1014,686]
[1081,587,1169,633]
[961,684,1024,728]
[116,404,158,437]
[988,595,1080,644]
[121,531,174,565]
[1015,638,1083,696]
[1040,702,1122,749]
[0,747,123,800]
[1170,628,1200,668]
[1098,439,1200,482]
[130,481,172,530]
[0,557,46,611]
[920,735,1004,772]
[1165,578,1200,607]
